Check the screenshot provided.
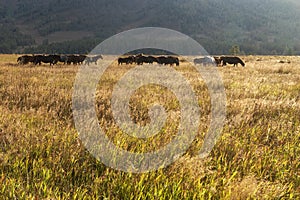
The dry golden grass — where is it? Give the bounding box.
[0,54,299,199]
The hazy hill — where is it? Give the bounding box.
[1,0,300,54]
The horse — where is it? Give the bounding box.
[17,55,35,65]
[33,55,61,65]
[135,55,158,65]
[194,56,216,66]
[85,55,103,65]
[157,56,179,66]
[66,54,87,65]
[213,56,222,66]
[220,56,245,67]
[118,56,135,65]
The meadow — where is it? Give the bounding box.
[0,54,299,199]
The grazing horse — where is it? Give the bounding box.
[166,56,179,66]
[33,55,61,65]
[66,55,87,65]
[17,55,35,65]
[220,56,245,67]
[194,56,216,66]
[213,56,222,66]
[85,55,103,65]
[59,55,68,64]
[135,55,158,65]
[143,56,158,64]
[157,56,179,66]
[118,56,135,65]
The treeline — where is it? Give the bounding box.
[0,21,34,53]
[22,38,299,55]
[22,38,101,54]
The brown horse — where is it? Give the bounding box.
[220,56,245,67]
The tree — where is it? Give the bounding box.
[283,45,294,55]
[230,45,240,55]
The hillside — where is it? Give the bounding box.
[1,0,300,54]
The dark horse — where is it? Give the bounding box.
[118,56,135,65]
[220,56,245,67]
[156,56,179,66]
[17,55,35,65]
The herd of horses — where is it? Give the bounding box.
[118,54,180,66]
[17,54,245,67]
[117,54,245,67]
[17,54,103,66]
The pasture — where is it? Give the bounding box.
[0,54,299,199]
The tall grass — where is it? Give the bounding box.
[0,54,299,199]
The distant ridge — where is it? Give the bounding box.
[1,0,300,54]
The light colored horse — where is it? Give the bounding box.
[194,56,216,66]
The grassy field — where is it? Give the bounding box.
[0,54,299,199]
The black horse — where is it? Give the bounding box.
[157,56,179,66]
[66,55,87,65]
[118,56,135,65]
[220,56,245,67]
[33,55,61,65]
[17,55,35,65]
[135,55,158,65]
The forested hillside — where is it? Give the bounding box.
[1,0,300,54]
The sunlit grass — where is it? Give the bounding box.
[0,55,299,199]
